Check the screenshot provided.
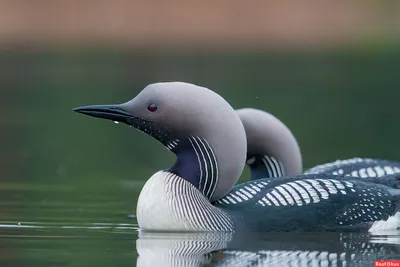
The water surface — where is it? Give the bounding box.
[2,204,400,266]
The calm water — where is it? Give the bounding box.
[1,184,400,267]
[3,50,400,266]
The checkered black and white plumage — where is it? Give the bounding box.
[305,158,400,178]
[215,174,400,232]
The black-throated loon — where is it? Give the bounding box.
[73,82,400,232]
[236,108,400,181]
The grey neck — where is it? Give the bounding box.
[168,136,219,200]
[236,109,302,177]
[246,155,285,180]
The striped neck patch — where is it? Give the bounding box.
[247,155,285,179]
[188,136,219,200]
[168,136,219,201]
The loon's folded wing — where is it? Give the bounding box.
[214,175,400,232]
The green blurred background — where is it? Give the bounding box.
[1,1,400,265]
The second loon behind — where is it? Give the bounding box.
[237,108,400,180]
[74,82,400,232]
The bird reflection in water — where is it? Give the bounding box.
[136,231,400,267]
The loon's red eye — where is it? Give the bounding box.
[147,103,158,112]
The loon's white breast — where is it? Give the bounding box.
[137,171,234,232]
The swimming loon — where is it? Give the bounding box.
[236,108,400,180]
[74,82,400,232]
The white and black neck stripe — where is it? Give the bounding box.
[166,139,180,150]
[247,155,285,180]
[168,136,219,200]
[188,136,219,199]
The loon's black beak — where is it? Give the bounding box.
[73,104,175,146]
[73,105,134,124]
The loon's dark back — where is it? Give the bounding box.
[215,174,400,232]
[305,158,400,178]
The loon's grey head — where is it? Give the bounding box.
[73,82,247,201]
[236,108,302,179]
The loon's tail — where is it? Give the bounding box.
[345,173,400,214]
[369,187,400,233]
